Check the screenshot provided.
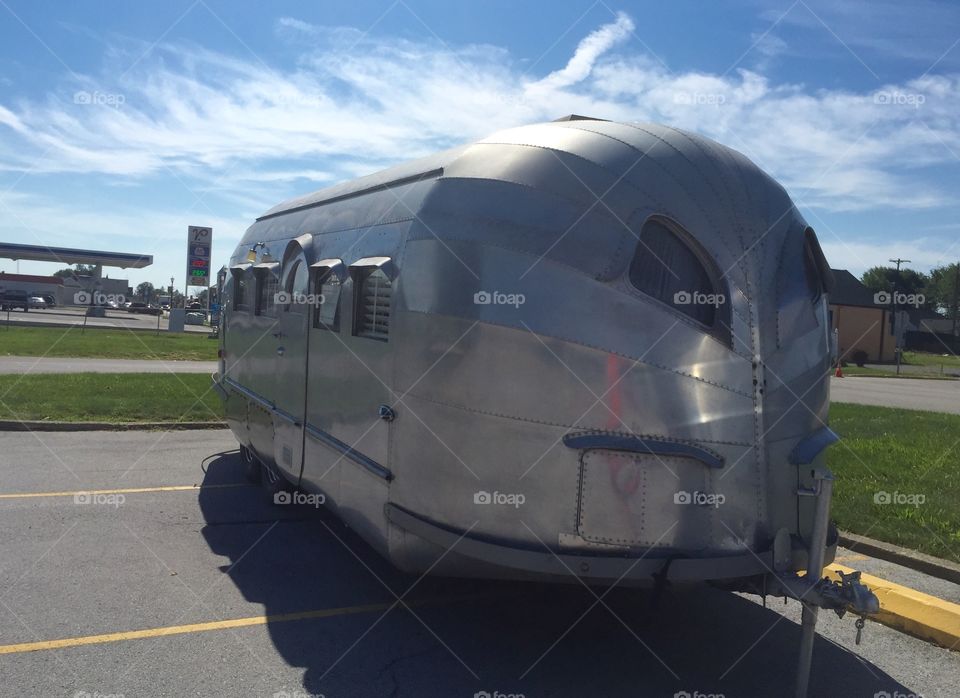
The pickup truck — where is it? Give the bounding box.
[0,289,29,311]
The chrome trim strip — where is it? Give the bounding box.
[305,423,393,482]
[222,376,274,410]
[562,432,724,469]
[210,372,229,400]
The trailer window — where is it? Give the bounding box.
[628,219,720,326]
[313,270,341,331]
[283,260,309,314]
[354,268,392,341]
[233,270,250,312]
[256,272,278,316]
[802,229,829,302]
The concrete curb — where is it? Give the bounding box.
[0,420,227,432]
[840,531,960,586]
[825,563,960,650]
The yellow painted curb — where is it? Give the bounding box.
[825,563,960,650]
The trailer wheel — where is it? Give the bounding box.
[240,445,260,484]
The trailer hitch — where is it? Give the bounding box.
[819,569,880,619]
[786,467,880,698]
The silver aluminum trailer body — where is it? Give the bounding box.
[215,117,877,692]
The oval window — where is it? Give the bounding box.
[628,219,721,327]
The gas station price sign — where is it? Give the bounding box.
[186,226,212,287]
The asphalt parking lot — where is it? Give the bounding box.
[1,430,958,697]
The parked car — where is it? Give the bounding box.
[41,294,56,308]
[127,302,162,315]
[28,296,47,309]
[0,290,29,311]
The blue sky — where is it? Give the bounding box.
[1,0,959,291]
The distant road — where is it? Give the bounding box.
[0,307,209,333]
[0,356,217,374]
[831,376,960,414]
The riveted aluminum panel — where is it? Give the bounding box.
[577,451,713,550]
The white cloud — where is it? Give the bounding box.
[527,11,635,93]
[0,10,958,244]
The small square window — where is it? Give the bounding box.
[354,268,392,341]
[233,270,250,312]
[256,273,278,316]
[314,271,341,331]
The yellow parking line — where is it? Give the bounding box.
[0,599,428,655]
[825,563,960,649]
[0,483,249,499]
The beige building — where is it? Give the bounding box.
[828,269,896,363]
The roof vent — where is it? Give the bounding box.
[552,114,610,122]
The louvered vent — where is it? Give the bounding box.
[355,268,392,340]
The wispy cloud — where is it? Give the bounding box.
[0,10,958,233]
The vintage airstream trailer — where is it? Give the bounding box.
[213,115,876,695]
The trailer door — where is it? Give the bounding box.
[272,250,311,484]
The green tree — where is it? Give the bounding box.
[860,266,932,308]
[53,264,97,278]
[135,281,155,301]
[927,263,960,320]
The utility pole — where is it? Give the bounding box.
[889,258,911,375]
[952,262,959,341]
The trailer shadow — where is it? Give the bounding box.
[199,451,916,698]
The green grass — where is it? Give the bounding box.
[902,351,960,368]
[0,373,223,423]
[0,326,217,361]
[829,402,960,561]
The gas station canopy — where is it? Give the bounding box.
[0,242,153,269]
